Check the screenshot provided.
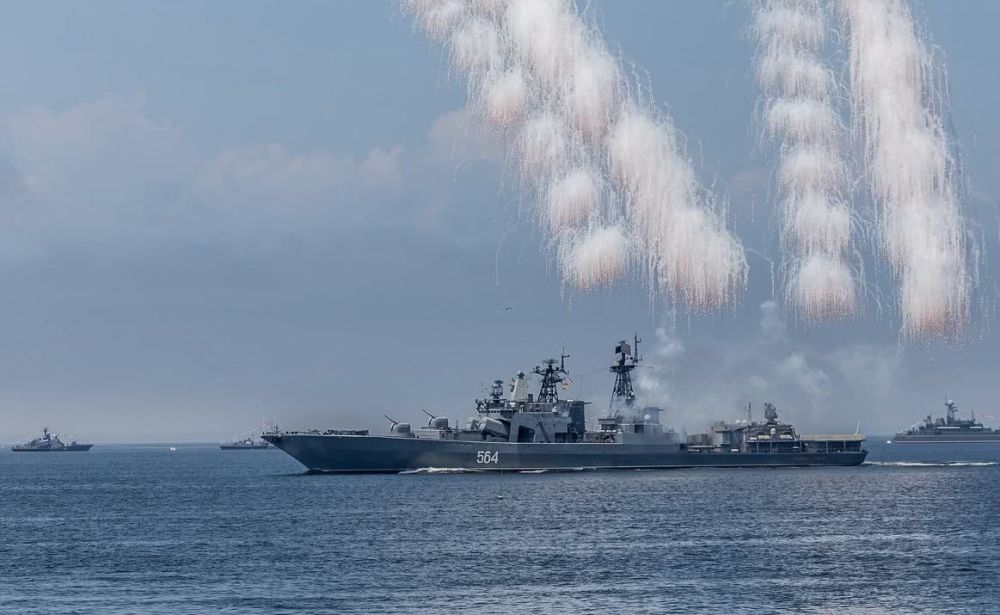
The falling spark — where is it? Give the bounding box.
[547,168,597,232]
[753,0,855,320]
[407,0,745,304]
[559,225,629,291]
[841,0,969,337]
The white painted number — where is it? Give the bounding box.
[476,451,499,464]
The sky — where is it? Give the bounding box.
[1,1,1000,443]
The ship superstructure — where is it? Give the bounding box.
[687,402,864,455]
[893,400,1000,443]
[220,437,271,450]
[262,338,866,473]
[11,427,93,452]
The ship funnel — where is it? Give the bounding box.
[510,372,528,401]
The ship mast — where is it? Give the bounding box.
[609,335,641,413]
[533,351,570,404]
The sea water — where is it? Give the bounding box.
[1,440,997,614]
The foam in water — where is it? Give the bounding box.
[398,467,484,474]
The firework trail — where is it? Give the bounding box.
[841,0,969,337]
[406,0,745,308]
[753,0,855,321]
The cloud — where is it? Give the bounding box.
[359,145,405,194]
[426,107,503,164]
[4,95,195,205]
[199,144,352,203]
[195,142,409,234]
[200,143,405,206]
[0,156,23,198]
[0,95,413,251]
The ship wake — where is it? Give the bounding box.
[399,467,485,475]
[864,461,998,468]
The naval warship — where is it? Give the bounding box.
[11,427,93,452]
[263,338,867,473]
[893,400,1000,443]
[220,437,270,450]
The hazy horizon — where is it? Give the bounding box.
[3,1,1000,443]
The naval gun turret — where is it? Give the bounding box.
[421,408,449,430]
[384,415,413,437]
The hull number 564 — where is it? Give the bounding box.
[476,451,499,464]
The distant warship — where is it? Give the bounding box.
[263,337,867,473]
[220,437,270,450]
[11,427,93,452]
[893,400,1000,443]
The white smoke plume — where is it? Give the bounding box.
[753,0,856,320]
[405,0,746,309]
[841,0,970,337]
[635,301,906,434]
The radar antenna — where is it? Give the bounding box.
[476,379,507,411]
[763,402,778,424]
[609,334,641,412]
[945,398,958,425]
[533,350,570,404]
[490,379,504,402]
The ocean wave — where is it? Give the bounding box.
[865,461,999,467]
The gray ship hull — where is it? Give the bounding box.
[11,444,93,452]
[892,433,1000,443]
[263,434,867,473]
